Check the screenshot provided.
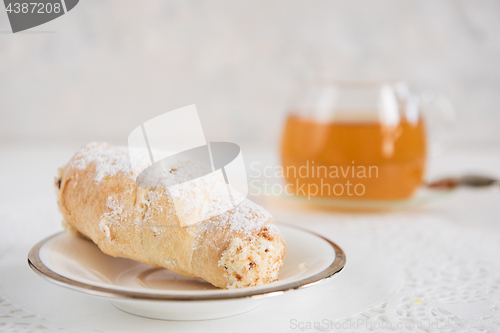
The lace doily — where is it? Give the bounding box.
[1,196,499,332]
[388,225,498,333]
[311,214,500,333]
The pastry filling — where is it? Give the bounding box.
[218,228,285,289]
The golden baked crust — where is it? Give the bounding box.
[55,142,286,289]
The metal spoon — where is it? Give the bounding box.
[426,175,499,190]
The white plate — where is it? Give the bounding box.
[28,225,345,321]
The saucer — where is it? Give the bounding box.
[28,225,345,321]
[266,187,453,211]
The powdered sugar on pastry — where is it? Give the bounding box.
[70,142,248,227]
[69,142,134,182]
[69,142,180,182]
[58,142,286,289]
[71,142,216,187]
[193,199,274,240]
[67,142,271,238]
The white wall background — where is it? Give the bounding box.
[1,0,499,150]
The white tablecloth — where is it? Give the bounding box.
[1,142,499,333]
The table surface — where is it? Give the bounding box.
[1,142,499,333]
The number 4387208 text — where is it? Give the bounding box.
[5,2,62,14]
